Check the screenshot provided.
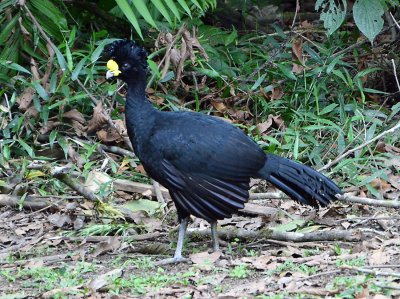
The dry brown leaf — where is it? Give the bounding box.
[271,86,284,100]
[370,178,392,193]
[87,102,109,133]
[17,87,35,111]
[369,248,390,265]
[189,251,221,270]
[89,268,123,291]
[211,100,228,113]
[92,236,121,257]
[63,109,85,124]
[292,38,304,74]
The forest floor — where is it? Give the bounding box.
[1,190,399,299]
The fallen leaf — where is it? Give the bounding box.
[189,251,221,270]
[89,268,123,291]
[292,38,304,73]
[369,248,390,265]
[92,236,121,257]
[17,87,35,111]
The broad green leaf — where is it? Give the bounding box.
[122,199,161,215]
[115,0,143,39]
[160,71,175,82]
[0,14,19,44]
[52,45,67,72]
[91,39,112,63]
[353,0,384,43]
[0,61,30,74]
[131,0,158,29]
[224,28,237,46]
[276,63,297,80]
[33,81,49,101]
[319,103,338,115]
[274,219,306,233]
[251,73,267,91]
[150,0,172,25]
[163,0,181,21]
[326,55,344,74]
[26,170,46,180]
[49,130,57,148]
[65,42,73,71]
[315,0,347,35]
[18,139,35,158]
[72,57,87,81]
[176,0,192,18]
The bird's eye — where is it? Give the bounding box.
[123,63,130,69]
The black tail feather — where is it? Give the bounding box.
[258,154,341,207]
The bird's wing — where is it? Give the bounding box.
[161,158,249,221]
[153,113,266,182]
[149,113,266,221]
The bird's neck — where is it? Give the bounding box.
[125,79,157,152]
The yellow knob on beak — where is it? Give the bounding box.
[106,59,121,79]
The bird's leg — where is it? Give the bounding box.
[173,216,189,259]
[155,217,190,265]
[210,221,220,252]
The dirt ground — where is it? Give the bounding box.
[1,196,400,298]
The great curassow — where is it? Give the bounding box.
[104,40,342,264]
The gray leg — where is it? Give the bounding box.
[155,217,190,265]
[173,217,189,259]
[211,221,220,252]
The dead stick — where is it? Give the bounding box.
[186,227,362,242]
[337,193,400,208]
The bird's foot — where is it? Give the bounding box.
[154,256,190,266]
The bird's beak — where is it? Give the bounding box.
[106,59,121,79]
[106,70,115,80]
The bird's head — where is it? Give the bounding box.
[103,39,148,83]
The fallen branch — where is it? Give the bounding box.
[186,227,363,243]
[341,265,400,278]
[337,193,400,209]
[0,194,59,211]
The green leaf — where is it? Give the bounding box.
[274,219,306,233]
[52,45,68,72]
[115,0,143,39]
[91,39,113,63]
[71,57,87,81]
[33,81,49,101]
[224,28,237,46]
[18,139,35,158]
[65,42,73,71]
[319,103,338,115]
[277,63,297,80]
[326,55,344,74]
[176,0,192,18]
[315,0,347,35]
[150,0,172,25]
[131,0,158,29]
[49,130,57,148]
[0,61,31,74]
[163,0,182,21]
[160,71,175,83]
[122,199,161,216]
[353,0,384,43]
[293,131,299,159]
[251,73,267,91]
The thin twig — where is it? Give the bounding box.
[320,120,400,171]
[337,193,400,208]
[389,12,400,30]
[391,59,400,92]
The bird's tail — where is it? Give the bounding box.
[257,154,341,208]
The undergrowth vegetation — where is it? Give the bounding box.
[1,1,399,200]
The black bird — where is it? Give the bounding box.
[104,40,341,264]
